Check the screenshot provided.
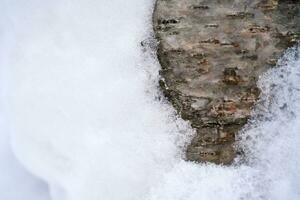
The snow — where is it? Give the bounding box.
[0,1,299,200]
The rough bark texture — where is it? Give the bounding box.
[153,0,300,164]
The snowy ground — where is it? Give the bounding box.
[0,1,300,200]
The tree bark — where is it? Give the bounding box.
[153,0,300,164]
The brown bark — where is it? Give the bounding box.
[153,0,300,164]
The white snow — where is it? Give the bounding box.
[0,1,300,200]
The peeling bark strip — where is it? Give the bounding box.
[153,0,300,164]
